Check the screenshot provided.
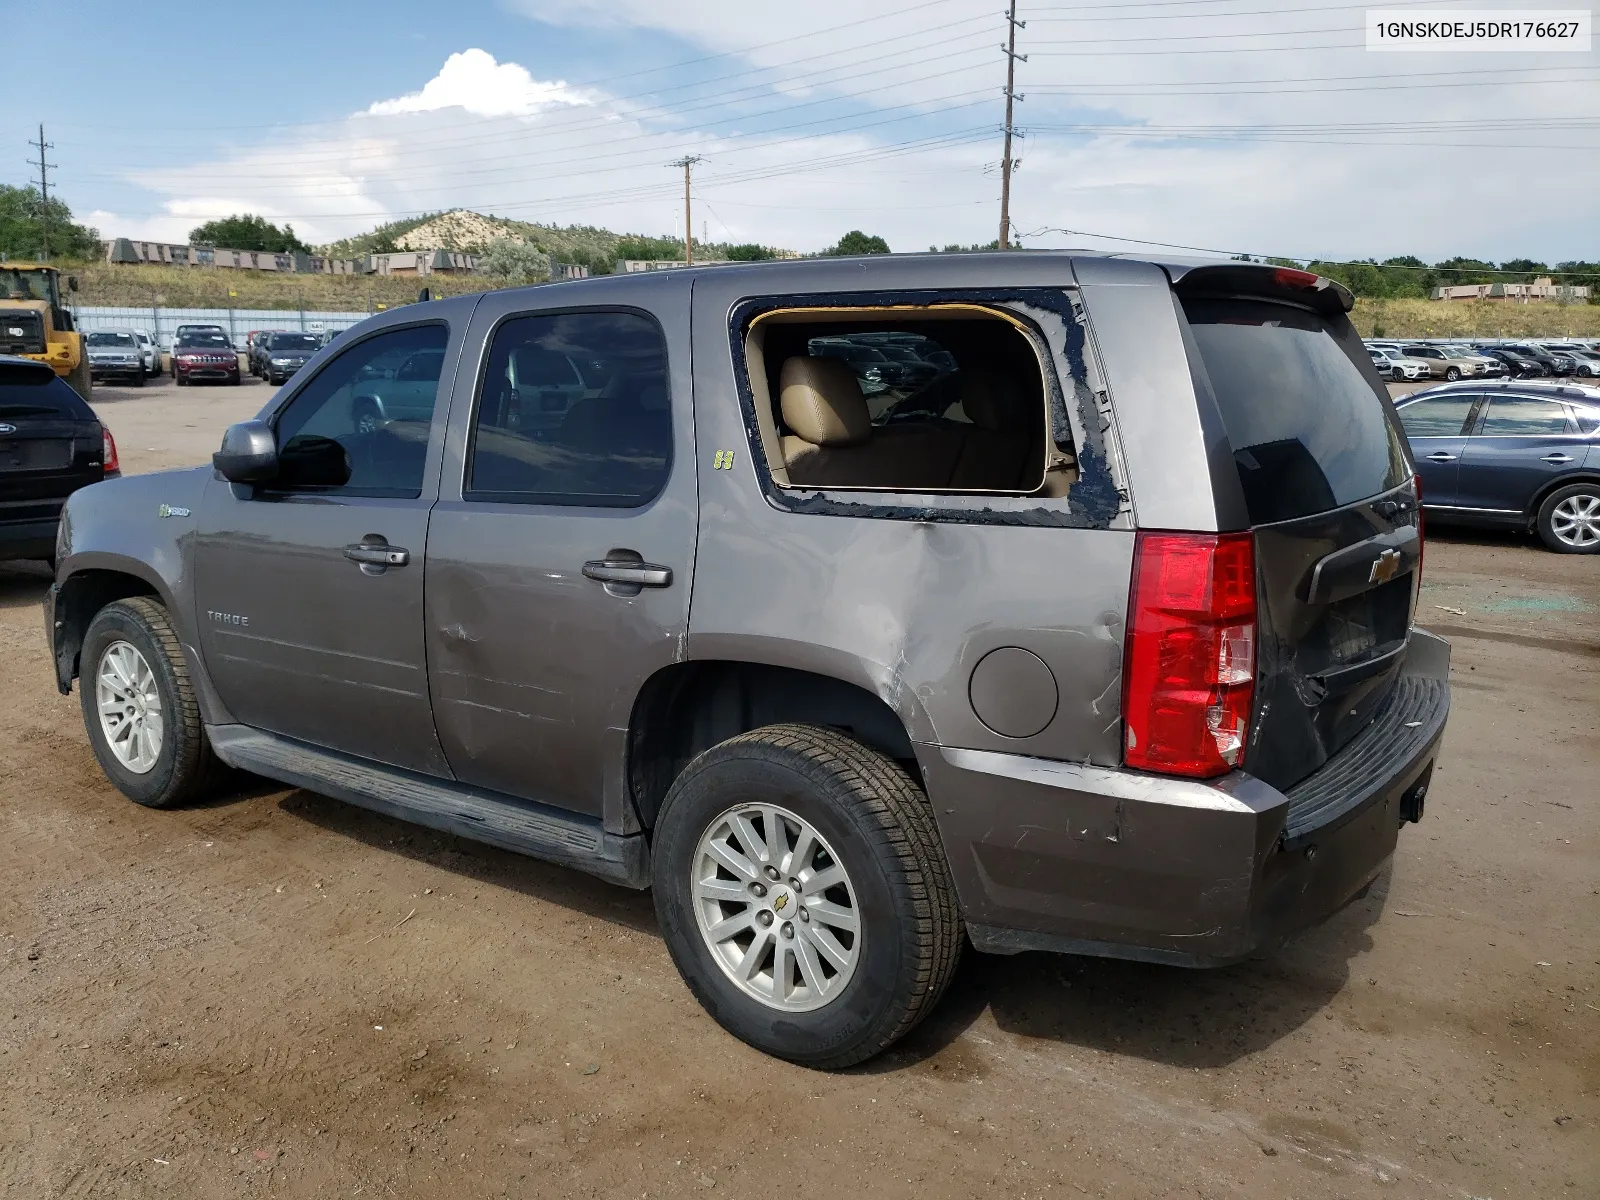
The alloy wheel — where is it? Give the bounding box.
[95,640,164,774]
[692,802,861,1012]
[1550,492,1600,549]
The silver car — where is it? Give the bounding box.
[48,255,1449,1067]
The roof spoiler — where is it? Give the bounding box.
[1173,263,1355,316]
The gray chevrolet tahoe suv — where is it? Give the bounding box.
[45,254,1450,1068]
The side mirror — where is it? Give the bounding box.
[213,420,278,483]
[66,276,79,292]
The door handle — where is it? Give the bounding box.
[582,559,673,588]
[1425,452,1457,463]
[344,542,410,573]
[1542,453,1574,464]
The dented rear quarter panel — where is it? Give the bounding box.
[685,255,1136,768]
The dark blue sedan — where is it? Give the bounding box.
[1395,381,1600,553]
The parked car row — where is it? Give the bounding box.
[1368,338,1600,382]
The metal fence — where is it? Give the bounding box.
[71,306,371,350]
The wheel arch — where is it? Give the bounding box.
[626,660,923,831]
[51,564,165,694]
[1527,469,1600,521]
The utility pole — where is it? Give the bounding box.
[998,4,1026,250]
[669,155,703,264]
[29,123,56,260]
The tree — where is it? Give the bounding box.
[480,237,550,284]
[614,235,686,262]
[0,184,101,260]
[1432,257,1498,286]
[188,214,309,253]
[826,230,890,256]
[1497,258,1549,281]
[725,243,777,261]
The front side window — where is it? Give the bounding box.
[269,323,448,498]
[1398,395,1476,438]
[1478,398,1571,436]
[466,310,671,508]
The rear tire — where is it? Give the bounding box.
[80,598,220,808]
[1536,483,1600,554]
[65,355,93,403]
[652,723,963,1069]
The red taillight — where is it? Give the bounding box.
[101,424,120,474]
[1122,531,1256,779]
[1273,266,1320,291]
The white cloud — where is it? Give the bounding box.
[367,48,590,118]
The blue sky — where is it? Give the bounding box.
[6,0,1597,260]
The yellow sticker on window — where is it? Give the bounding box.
[713,450,735,470]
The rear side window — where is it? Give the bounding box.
[0,367,95,420]
[1479,397,1571,436]
[1397,395,1475,437]
[466,310,671,508]
[1182,297,1408,524]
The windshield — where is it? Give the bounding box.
[0,268,55,303]
[178,334,232,349]
[270,334,321,351]
[87,332,137,347]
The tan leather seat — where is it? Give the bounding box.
[776,355,1054,492]
[779,357,961,489]
[948,370,1043,491]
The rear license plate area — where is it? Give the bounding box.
[0,439,72,471]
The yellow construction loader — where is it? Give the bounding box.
[0,265,91,401]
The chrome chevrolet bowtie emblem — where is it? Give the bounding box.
[1369,547,1402,584]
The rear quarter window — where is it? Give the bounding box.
[1181,297,1408,524]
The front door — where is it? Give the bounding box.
[194,320,461,776]
[1455,394,1582,514]
[1395,390,1479,506]
[424,279,698,819]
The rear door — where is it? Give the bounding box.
[1177,290,1415,792]
[1455,395,1584,515]
[423,278,697,820]
[1394,391,1480,506]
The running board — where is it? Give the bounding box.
[206,725,649,888]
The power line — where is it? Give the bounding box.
[28,124,56,259]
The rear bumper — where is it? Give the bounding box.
[921,629,1451,966]
[0,516,60,560]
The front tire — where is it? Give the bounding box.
[80,598,220,808]
[652,724,962,1069]
[1444,367,1461,381]
[1537,483,1600,553]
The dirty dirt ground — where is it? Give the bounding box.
[0,381,1595,1198]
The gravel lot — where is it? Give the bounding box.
[0,375,1594,1199]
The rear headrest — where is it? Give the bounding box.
[961,370,1034,433]
[779,357,870,447]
